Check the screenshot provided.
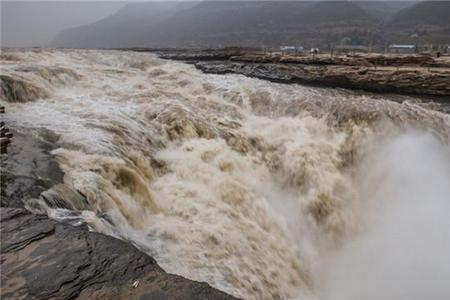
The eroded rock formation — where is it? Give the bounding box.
[0,208,240,300]
[157,49,450,98]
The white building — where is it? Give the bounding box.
[310,48,319,54]
[389,44,416,54]
[280,46,304,54]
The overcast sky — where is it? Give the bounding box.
[1,0,421,48]
[1,1,127,47]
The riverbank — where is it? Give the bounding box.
[155,48,450,98]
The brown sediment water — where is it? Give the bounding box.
[1,49,449,300]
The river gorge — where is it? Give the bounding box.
[1,49,450,300]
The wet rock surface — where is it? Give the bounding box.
[0,129,63,208]
[1,208,240,300]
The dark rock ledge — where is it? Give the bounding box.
[1,208,239,300]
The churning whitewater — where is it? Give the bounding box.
[1,49,450,300]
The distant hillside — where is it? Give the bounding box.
[0,1,125,47]
[389,1,450,26]
[355,1,418,21]
[385,1,450,45]
[52,1,450,50]
[134,1,376,48]
[52,2,199,48]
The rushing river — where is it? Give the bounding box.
[1,49,450,300]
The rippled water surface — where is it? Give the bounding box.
[1,49,450,300]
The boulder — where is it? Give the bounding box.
[0,208,240,300]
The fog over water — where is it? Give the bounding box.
[1,49,449,299]
[319,133,450,300]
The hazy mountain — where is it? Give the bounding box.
[389,1,450,26]
[384,1,450,45]
[52,1,450,49]
[53,1,378,49]
[355,1,418,21]
[1,1,125,47]
[52,2,200,48]
[136,1,376,47]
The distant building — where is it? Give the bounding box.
[389,44,416,54]
[335,45,370,53]
[310,48,319,54]
[280,46,304,54]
